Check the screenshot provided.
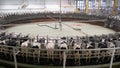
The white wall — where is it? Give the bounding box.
[0,0,45,9]
[0,0,76,12]
[0,0,22,5]
[45,0,75,12]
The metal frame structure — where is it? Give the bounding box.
[0,45,119,68]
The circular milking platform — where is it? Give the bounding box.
[5,21,116,36]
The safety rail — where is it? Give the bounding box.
[0,12,120,31]
[0,45,120,59]
[0,45,120,68]
[0,46,120,58]
[0,13,105,24]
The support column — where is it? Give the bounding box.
[63,51,66,68]
[86,0,89,14]
[46,35,49,44]
[112,0,118,15]
[98,0,101,13]
[74,0,78,13]
[13,48,18,68]
[74,0,79,13]
[59,0,62,31]
[109,48,115,68]
[76,0,78,9]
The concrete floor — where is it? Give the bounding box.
[5,21,116,37]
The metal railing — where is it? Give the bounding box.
[0,45,120,68]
